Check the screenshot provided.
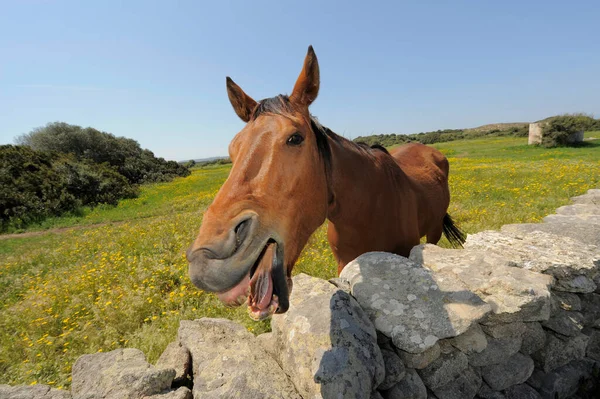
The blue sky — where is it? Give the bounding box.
[1,1,599,160]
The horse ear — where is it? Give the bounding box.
[226,77,258,122]
[290,45,320,107]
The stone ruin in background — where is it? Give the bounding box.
[528,122,584,145]
[1,189,599,399]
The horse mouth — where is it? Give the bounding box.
[216,239,289,320]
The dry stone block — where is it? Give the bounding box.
[540,309,584,337]
[255,332,277,360]
[556,203,600,216]
[0,385,71,399]
[381,368,427,399]
[502,221,600,247]
[467,336,522,367]
[480,353,534,391]
[570,189,600,205]
[270,273,384,399]
[449,324,487,354]
[580,293,600,327]
[536,358,598,399]
[519,322,546,355]
[543,213,600,225]
[178,319,300,399]
[155,342,191,384]
[480,322,526,339]
[417,346,468,389]
[477,382,506,399]
[147,387,192,399]
[503,384,541,399]
[410,244,552,324]
[550,291,582,313]
[465,230,599,293]
[586,329,600,361]
[379,349,406,390]
[397,343,441,370]
[341,252,491,353]
[531,331,589,372]
[429,366,481,399]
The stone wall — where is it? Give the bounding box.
[1,189,599,399]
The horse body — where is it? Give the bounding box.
[187,46,464,320]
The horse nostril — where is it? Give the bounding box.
[234,218,251,251]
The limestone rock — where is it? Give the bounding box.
[467,336,522,367]
[464,230,600,293]
[448,324,487,355]
[379,349,406,390]
[397,343,441,370]
[255,332,277,360]
[543,214,600,225]
[480,322,526,339]
[429,366,481,399]
[270,273,384,399]
[580,293,600,327]
[519,322,546,356]
[381,369,427,399]
[586,329,600,361]
[480,353,534,391]
[409,245,552,324]
[531,332,589,372]
[570,189,600,205]
[556,203,600,216]
[146,387,192,399]
[0,385,71,399]
[328,277,351,293]
[417,346,468,389]
[550,291,582,313]
[477,382,506,399]
[371,391,384,399]
[178,318,300,399]
[540,309,584,337]
[341,252,491,353]
[503,384,541,399]
[71,348,174,399]
[155,342,191,384]
[536,358,598,399]
[502,221,600,247]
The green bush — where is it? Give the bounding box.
[541,114,594,147]
[17,122,190,184]
[0,145,137,232]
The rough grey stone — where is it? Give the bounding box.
[381,369,427,399]
[397,343,441,370]
[71,348,175,399]
[525,368,546,390]
[271,273,384,399]
[480,353,534,391]
[556,203,600,216]
[531,332,589,372]
[417,347,468,389]
[503,384,541,399]
[550,291,582,313]
[371,391,384,399]
[379,349,406,390]
[536,358,598,399]
[178,318,300,399]
[543,213,600,225]
[519,322,546,355]
[155,342,191,384]
[465,230,600,293]
[480,322,526,339]
[477,382,506,399]
[502,221,600,247]
[449,324,488,354]
[341,252,491,353]
[467,336,522,367]
[410,245,552,324]
[570,189,600,205]
[328,277,351,293]
[0,385,71,399]
[255,332,277,360]
[586,329,600,361]
[147,387,192,399]
[429,366,481,399]
[541,309,584,336]
[580,293,600,327]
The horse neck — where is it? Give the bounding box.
[325,135,405,222]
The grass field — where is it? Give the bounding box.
[1,134,599,388]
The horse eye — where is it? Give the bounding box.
[287,133,304,146]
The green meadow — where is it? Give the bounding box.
[1,134,599,388]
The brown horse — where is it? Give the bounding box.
[187,46,465,320]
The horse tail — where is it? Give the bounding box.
[442,213,466,248]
